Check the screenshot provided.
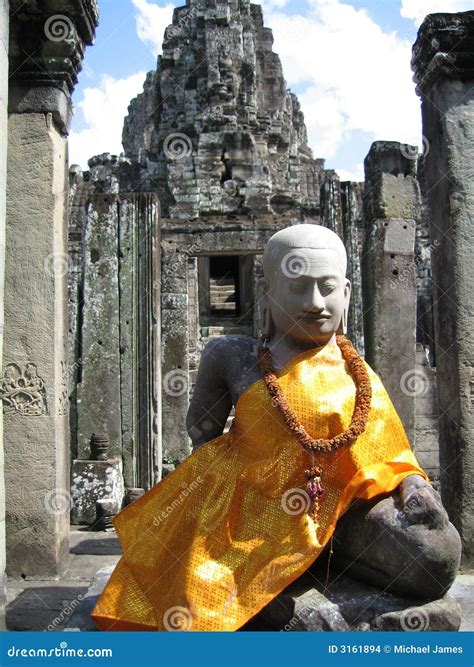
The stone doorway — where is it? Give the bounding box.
[198,255,254,341]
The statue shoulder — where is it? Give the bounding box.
[200,335,258,374]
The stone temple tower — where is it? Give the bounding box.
[122,0,325,219]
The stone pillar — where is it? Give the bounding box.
[118,193,161,490]
[362,141,421,445]
[0,0,9,623]
[76,195,123,460]
[412,11,474,561]
[2,1,98,576]
[340,181,365,355]
[160,243,190,464]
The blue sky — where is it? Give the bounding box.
[69,0,472,180]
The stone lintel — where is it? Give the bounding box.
[8,83,72,135]
[412,11,474,95]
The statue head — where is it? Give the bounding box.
[260,224,351,347]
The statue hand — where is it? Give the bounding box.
[398,475,449,530]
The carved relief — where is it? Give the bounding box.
[0,363,48,416]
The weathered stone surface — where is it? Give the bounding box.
[414,343,440,482]
[412,11,474,563]
[362,141,420,445]
[122,0,326,219]
[69,183,161,488]
[64,566,114,632]
[0,0,9,620]
[76,195,122,460]
[242,565,461,632]
[4,113,70,577]
[70,459,125,526]
[340,181,365,355]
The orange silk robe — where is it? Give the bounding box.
[91,343,428,632]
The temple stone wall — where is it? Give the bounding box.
[0,0,9,616]
[412,11,474,561]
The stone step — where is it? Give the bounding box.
[63,564,464,632]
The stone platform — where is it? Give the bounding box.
[4,529,472,632]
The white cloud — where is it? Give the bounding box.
[69,72,146,169]
[258,0,424,163]
[335,163,365,183]
[132,0,175,56]
[401,0,473,25]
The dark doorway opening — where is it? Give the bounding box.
[209,255,240,317]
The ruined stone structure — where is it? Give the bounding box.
[68,0,351,501]
[68,0,449,534]
[0,0,471,614]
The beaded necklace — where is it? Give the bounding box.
[257,335,372,522]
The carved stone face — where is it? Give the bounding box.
[267,248,350,346]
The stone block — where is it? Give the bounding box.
[71,459,125,526]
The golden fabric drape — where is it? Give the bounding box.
[91,343,428,632]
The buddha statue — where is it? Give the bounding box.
[91,224,461,632]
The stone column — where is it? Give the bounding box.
[2,1,98,576]
[340,181,365,355]
[160,243,190,464]
[0,0,9,623]
[362,141,421,446]
[412,11,474,562]
[76,195,123,461]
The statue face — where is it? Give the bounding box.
[267,247,350,346]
